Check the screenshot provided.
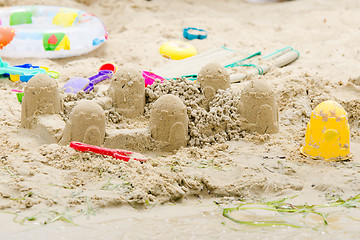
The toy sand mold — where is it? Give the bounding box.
[300,100,351,161]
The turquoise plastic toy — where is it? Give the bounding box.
[0,57,46,76]
[0,57,60,82]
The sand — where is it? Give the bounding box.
[1,0,360,239]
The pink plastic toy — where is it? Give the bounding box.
[142,71,165,87]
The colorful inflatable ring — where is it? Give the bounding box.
[0,5,108,58]
[159,41,197,60]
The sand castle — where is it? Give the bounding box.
[238,79,279,134]
[21,73,62,129]
[107,67,145,118]
[197,62,231,109]
[20,60,281,153]
[60,99,106,146]
[150,94,189,151]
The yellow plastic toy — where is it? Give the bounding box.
[300,100,350,161]
[159,41,197,60]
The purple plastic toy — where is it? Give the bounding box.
[63,70,114,94]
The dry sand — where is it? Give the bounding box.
[1,0,360,239]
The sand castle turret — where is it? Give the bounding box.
[150,94,189,151]
[21,73,62,129]
[238,79,279,134]
[197,62,231,108]
[107,68,145,118]
[60,100,105,146]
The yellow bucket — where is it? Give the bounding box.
[300,100,350,161]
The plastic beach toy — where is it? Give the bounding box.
[12,89,24,102]
[63,62,117,93]
[300,100,350,161]
[70,141,148,162]
[0,57,59,82]
[183,27,208,40]
[142,71,165,87]
[98,62,117,73]
[159,41,197,60]
[9,65,60,82]
[9,64,46,82]
[0,57,45,76]
[0,57,45,79]
[0,5,108,58]
[63,70,113,94]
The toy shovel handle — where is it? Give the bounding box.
[70,141,114,156]
[113,152,148,162]
[88,70,113,84]
[84,70,114,92]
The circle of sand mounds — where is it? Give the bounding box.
[107,67,145,118]
[239,79,279,134]
[60,99,105,146]
[21,73,62,129]
[60,71,278,148]
[150,94,189,151]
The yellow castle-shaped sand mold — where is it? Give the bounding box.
[300,100,350,161]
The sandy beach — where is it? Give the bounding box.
[1,0,360,239]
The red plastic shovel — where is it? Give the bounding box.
[70,141,148,162]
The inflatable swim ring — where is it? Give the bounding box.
[159,41,197,60]
[0,5,108,58]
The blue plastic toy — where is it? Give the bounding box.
[0,57,46,80]
[0,57,60,82]
[183,27,208,40]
